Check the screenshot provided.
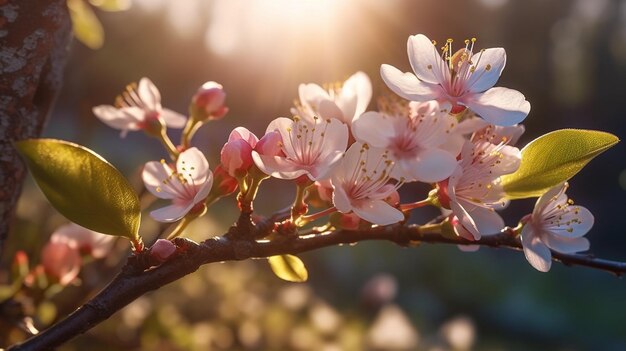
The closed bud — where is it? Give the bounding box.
[150,239,176,263]
[191,81,228,121]
[221,139,254,177]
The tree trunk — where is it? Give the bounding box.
[0,0,71,255]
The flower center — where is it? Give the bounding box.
[286,116,331,166]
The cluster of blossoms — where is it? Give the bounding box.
[92,34,594,272]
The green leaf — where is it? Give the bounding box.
[502,129,619,199]
[88,0,130,11]
[15,139,141,240]
[268,255,308,282]
[67,0,104,49]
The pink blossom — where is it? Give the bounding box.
[252,116,348,181]
[51,223,115,259]
[221,127,258,177]
[191,81,228,120]
[41,238,81,286]
[352,101,458,182]
[331,143,404,226]
[445,140,521,239]
[521,183,593,272]
[292,71,372,127]
[381,34,530,126]
[142,147,213,222]
[93,77,187,137]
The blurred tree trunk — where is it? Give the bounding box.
[0,0,71,255]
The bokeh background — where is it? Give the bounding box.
[7,0,626,349]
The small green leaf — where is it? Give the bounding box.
[15,139,141,240]
[502,129,619,199]
[67,0,104,49]
[88,0,130,11]
[268,255,308,282]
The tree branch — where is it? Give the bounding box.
[7,223,626,350]
[0,0,72,255]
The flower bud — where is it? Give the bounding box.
[150,239,176,263]
[211,164,239,197]
[190,81,228,121]
[41,240,81,286]
[221,139,254,177]
[12,250,29,279]
[255,130,284,157]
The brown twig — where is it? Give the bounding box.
[6,223,626,350]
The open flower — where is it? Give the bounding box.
[51,223,115,259]
[352,101,458,182]
[142,147,213,222]
[291,71,372,127]
[93,77,187,137]
[331,143,404,226]
[380,34,530,126]
[252,116,348,181]
[521,183,594,272]
[444,140,521,239]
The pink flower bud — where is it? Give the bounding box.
[221,139,254,177]
[255,130,284,157]
[211,164,239,197]
[41,240,82,286]
[191,81,228,121]
[339,213,361,230]
[150,239,176,263]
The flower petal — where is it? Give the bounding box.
[315,118,349,161]
[393,148,458,183]
[450,201,480,240]
[464,87,530,126]
[351,111,396,148]
[353,200,404,226]
[542,235,589,253]
[229,126,259,146]
[466,204,505,235]
[142,161,177,199]
[93,105,144,131]
[407,34,448,84]
[546,206,594,238]
[177,147,210,183]
[138,77,161,111]
[160,108,188,128]
[193,175,213,204]
[342,71,372,120]
[251,152,308,180]
[150,203,193,223]
[332,183,352,213]
[380,64,438,101]
[299,83,331,109]
[521,225,552,272]
[318,100,345,122]
[466,48,506,93]
[312,150,344,180]
[266,117,297,158]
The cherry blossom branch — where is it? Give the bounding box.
[7,223,626,350]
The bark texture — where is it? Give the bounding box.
[0,0,71,254]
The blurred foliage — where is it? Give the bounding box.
[4,0,626,349]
